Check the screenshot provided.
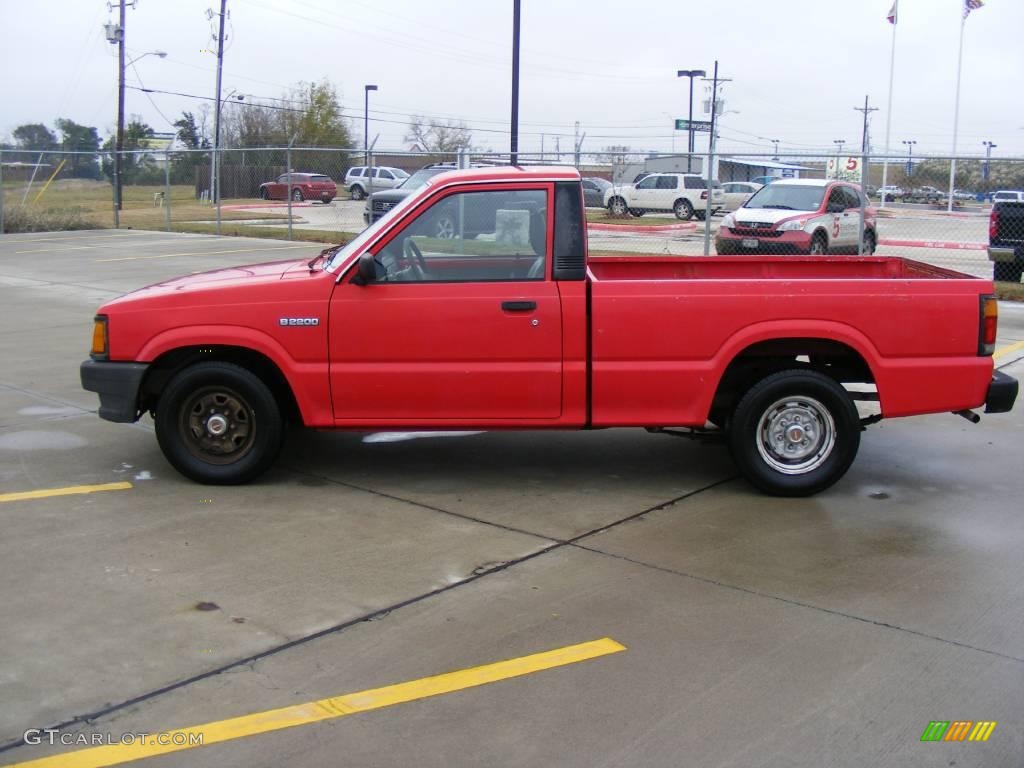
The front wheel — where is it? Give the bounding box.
[728,369,860,496]
[154,362,284,484]
[808,233,828,255]
[259,188,269,200]
[608,197,628,216]
[291,188,304,202]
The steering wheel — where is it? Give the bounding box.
[402,238,428,279]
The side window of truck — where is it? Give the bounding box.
[656,176,678,190]
[374,189,548,283]
[636,176,658,190]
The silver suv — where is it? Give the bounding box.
[344,166,410,200]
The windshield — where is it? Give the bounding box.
[398,168,450,191]
[744,184,826,211]
[325,191,425,272]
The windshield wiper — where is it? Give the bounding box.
[308,245,341,272]
[760,204,795,210]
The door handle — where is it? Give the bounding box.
[501,301,536,312]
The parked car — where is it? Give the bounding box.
[992,190,1024,204]
[364,163,486,225]
[604,172,725,220]
[344,166,410,200]
[716,179,877,255]
[901,186,942,203]
[988,198,1024,283]
[876,185,904,199]
[80,166,1017,496]
[954,189,976,201]
[719,181,763,212]
[257,173,336,203]
[581,177,612,208]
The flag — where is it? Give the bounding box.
[887,1,897,24]
[964,0,983,18]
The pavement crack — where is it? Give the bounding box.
[571,543,1024,666]
[0,472,733,755]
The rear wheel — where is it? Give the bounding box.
[628,209,645,217]
[350,185,366,201]
[154,362,284,485]
[728,369,860,496]
[862,229,876,255]
[674,199,694,220]
[994,262,1023,283]
[694,210,707,221]
[809,232,828,255]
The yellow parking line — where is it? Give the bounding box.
[993,339,1024,360]
[14,245,107,254]
[95,244,315,263]
[6,233,155,244]
[4,637,626,768]
[0,481,132,504]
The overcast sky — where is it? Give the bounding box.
[2,0,1022,159]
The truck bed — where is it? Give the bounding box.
[588,255,969,282]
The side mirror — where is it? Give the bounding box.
[351,252,378,286]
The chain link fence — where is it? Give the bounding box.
[2,146,1022,284]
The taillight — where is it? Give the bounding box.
[989,208,999,240]
[979,295,998,355]
[700,190,708,200]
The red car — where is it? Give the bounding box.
[716,179,877,255]
[81,167,1016,496]
[258,173,336,203]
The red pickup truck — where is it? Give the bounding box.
[81,167,1017,496]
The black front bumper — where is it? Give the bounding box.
[80,360,149,423]
[985,370,1019,414]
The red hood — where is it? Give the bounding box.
[127,258,309,296]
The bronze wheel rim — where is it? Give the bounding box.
[179,386,256,465]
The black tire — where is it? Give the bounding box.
[862,229,876,255]
[694,210,707,221]
[350,185,366,201]
[993,262,1023,283]
[321,195,333,204]
[628,209,645,217]
[291,188,304,202]
[608,197,628,216]
[259,187,269,200]
[674,199,694,220]
[809,232,828,255]
[154,362,284,485]
[728,369,860,496]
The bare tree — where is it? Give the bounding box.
[405,116,474,153]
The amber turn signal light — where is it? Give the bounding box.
[91,316,108,358]
[979,296,997,356]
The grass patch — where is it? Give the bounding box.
[2,204,99,233]
[995,280,1024,302]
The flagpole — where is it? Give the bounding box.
[947,9,967,212]
[881,5,897,207]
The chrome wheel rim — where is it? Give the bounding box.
[435,217,455,238]
[180,387,256,465]
[756,396,835,475]
[610,199,625,215]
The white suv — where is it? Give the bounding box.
[604,173,725,220]
[344,166,410,200]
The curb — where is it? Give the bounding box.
[587,222,698,234]
[878,238,986,251]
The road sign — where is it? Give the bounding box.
[674,119,712,132]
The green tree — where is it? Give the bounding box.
[56,118,101,179]
[12,123,57,151]
[170,111,210,184]
[102,118,157,183]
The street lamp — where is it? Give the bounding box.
[677,69,706,172]
[364,85,378,168]
[902,139,917,177]
[771,139,780,161]
[833,139,846,156]
[114,49,167,221]
[982,140,997,187]
[212,88,244,230]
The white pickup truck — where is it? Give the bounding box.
[604,172,725,220]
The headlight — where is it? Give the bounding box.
[91,315,108,359]
[777,219,808,232]
[721,213,736,228]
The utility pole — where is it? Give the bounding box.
[510,0,520,165]
[702,60,722,257]
[854,95,878,254]
[574,122,585,168]
[211,0,227,235]
[113,0,128,227]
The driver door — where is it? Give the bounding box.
[329,184,563,423]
